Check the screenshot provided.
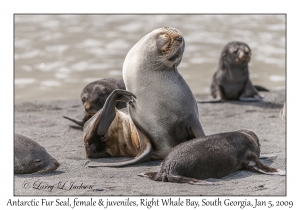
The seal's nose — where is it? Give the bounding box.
[175,36,182,42]
[85,104,90,111]
[53,159,60,168]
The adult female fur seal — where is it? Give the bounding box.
[87,27,205,167]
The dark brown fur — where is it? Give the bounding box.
[63,78,126,126]
[210,41,267,101]
[139,130,285,184]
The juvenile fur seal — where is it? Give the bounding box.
[14,133,60,174]
[139,129,285,184]
[87,27,205,167]
[83,89,151,164]
[63,78,126,126]
[198,41,268,103]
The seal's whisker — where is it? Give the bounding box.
[137,28,156,39]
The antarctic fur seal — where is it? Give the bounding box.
[87,27,205,167]
[139,129,285,184]
[14,133,60,174]
[83,89,151,164]
[198,41,268,103]
[63,78,126,126]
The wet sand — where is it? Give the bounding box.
[14,89,286,196]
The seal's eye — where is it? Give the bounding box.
[82,96,86,102]
[98,99,104,104]
[156,33,170,53]
[33,159,42,164]
[234,49,239,54]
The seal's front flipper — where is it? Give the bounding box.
[240,79,263,101]
[138,172,159,180]
[97,89,136,136]
[139,172,218,185]
[63,115,85,126]
[87,125,152,167]
[168,175,216,185]
[248,165,286,176]
[239,96,263,102]
[196,98,224,103]
[246,156,285,176]
[189,120,206,138]
[259,154,277,160]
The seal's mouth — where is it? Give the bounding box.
[236,55,250,64]
[86,110,98,116]
[168,49,181,62]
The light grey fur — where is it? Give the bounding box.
[123,27,205,159]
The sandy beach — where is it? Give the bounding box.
[14,89,286,196]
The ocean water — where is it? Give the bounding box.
[14,14,285,104]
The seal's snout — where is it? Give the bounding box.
[85,103,91,111]
[174,36,183,42]
[53,159,60,168]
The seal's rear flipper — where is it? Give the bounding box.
[196,98,224,103]
[97,89,136,136]
[86,125,152,167]
[254,85,269,92]
[63,116,85,126]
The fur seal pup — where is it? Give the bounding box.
[87,27,205,167]
[198,41,268,103]
[83,89,151,164]
[63,78,126,126]
[14,133,60,174]
[139,129,285,184]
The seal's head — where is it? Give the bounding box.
[128,27,185,69]
[221,41,251,66]
[14,133,60,174]
[155,27,185,68]
[238,129,261,156]
[81,79,125,116]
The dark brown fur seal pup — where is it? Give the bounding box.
[198,41,268,103]
[83,89,151,163]
[87,27,205,167]
[63,78,126,126]
[14,133,60,174]
[139,129,285,184]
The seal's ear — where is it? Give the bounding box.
[221,50,227,58]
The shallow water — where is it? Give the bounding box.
[14,14,285,104]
